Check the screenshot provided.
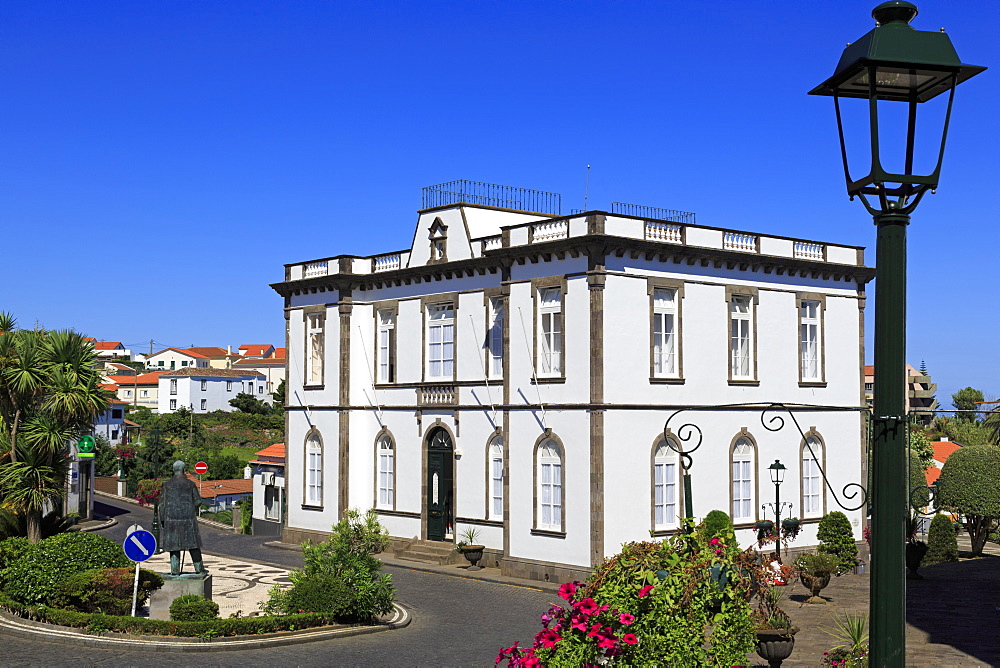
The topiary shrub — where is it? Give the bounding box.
[52,568,164,615]
[700,509,734,539]
[937,446,1000,555]
[5,533,130,605]
[816,511,859,575]
[0,537,31,590]
[169,594,220,622]
[281,573,354,614]
[922,514,959,566]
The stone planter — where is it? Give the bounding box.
[799,572,831,604]
[906,540,929,580]
[459,544,485,571]
[755,626,798,667]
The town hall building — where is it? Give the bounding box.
[271,181,874,583]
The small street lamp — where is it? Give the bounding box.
[761,460,793,532]
[810,3,984,666]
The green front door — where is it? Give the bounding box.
[426,429,454,541]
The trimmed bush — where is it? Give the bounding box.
[282,574,354,614]
[817,511,859,575]
[701,509,734,539]
[922,514,959,566]
[937,445,1000,555]
[169,594,220,622]
[0,537,31,590]
[53,568,164,615]
[5,533,130,605]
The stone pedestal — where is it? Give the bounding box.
[148,573,212,620]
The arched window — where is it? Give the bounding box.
[536,439,563,531]
[731,436,756,522]
[802,436,824,518]
[377,435,394,509]
[653,439,679,530]
[305,432,323,507]
[488,436,503,521]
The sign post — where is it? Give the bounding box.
[194,461,208,506]
[123,528,157,617]
[77,435,96,459]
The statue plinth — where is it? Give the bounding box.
[148,571,213,620]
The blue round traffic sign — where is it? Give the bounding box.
[123,530,157,562]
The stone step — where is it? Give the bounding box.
[396,553,450,565]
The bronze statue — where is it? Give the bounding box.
[158,460,206,576]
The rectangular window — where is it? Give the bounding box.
[125,390,133,398]
[181,360,189,367]
[169,399,177,410]
[264,485,280,520]
[653,460,677,529]
[488,297,504,379]
[201,380,207,391]
[427,303,455,378]
[111,409,123,419]
[800,300,822,381]
[540,458,562,529]
[377,310,395,383]
[169,379,177,395]
[200,399,207,410]
[538,288,562,376]
[730,295,753,379]
[652,288,678,377]
[111,429,119,440]
[306,312,325,385]
[226,381,233,392]
[158,361,164,367]
[258,385,264,394]
[140,390,149,398]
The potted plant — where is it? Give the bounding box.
[455,526,485,570]
[794,551,839,604]
[905,515,929,580]
[755,519,775,541]
[754,581,798,667]
[821,611,869,666]
[781,517,800,538]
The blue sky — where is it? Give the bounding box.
[2,1,996,405]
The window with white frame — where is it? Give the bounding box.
[258,385,264,394]
[536,440,562,530]
[427,303,455,378]
[652,288,678,377]
[226,381,233,392]
[200,399,207,410]
[377,435,394,509]
[125,389,133,398]
[377,309,395,383]
[489,436,504,520]
[169,379,177,395]
[306,434,323,506]
[201,380,207,391]
[538,288,562,376]
[802,437,823,517]
[140,390,149,398]
[306,312,324,385]
[653,440,679,530]
[169,399,177,410]
[731,438,755,521]
[800,300,822,381]
[730,295,753,379]
[488,297,504,379]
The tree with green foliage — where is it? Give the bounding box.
[4,532,130,605]
[93,433,119,477]
[127,428,173,491]
[909,428,935,470]
[271,379,286,412]
[816,511,859,575]
[908,451,931,511]
[700,509,734,539]
[952,387,985,418]
[0,313,110,542]
[229,392,272,415]
[936,445,1000,556]
[921,514,959,566]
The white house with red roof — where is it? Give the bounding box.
[250,443,286,535]
[238,344,275,359]
[145,347,210,371]
[158,368,269,413]
[925,438,963,487]
[232,347,286,394]
[187,346,242,369]
[86,339,133,360]
[105,371,168,409]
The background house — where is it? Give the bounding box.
[232,347,286,394]
[158,368,268,413]
[864,363,938,423]
[250,443,286,536]
[105,371,167,410]
[186,346,242,369]
[145,347,210,370]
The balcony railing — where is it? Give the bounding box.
[611,202,696,225]
[481,235,502,252]
[373,254,401,272]
[793,242,825,261]
[422,180,562,215]
[724,232,757,253]
[304,261,328,278]
[419,385,455,405]
[645,221,683,244]
[530,220,568,243]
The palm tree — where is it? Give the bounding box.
[0,313,110,542]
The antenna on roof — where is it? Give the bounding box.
[583,164,591,212]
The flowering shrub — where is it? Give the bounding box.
[115,446,136,460]
[135,478,162,506]
[497,520,756,666]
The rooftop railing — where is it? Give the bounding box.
[611,202,697,225]
[422,180,562,215]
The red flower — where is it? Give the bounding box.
[522,657,540,668]
[571,615,589,632]
[587,623,604,638]
[622,633,638,645]
[557,582,577,602]
[536,628,561,649]
[597,635,617,649]
[618,612,635,625]
[638,585,654,598]
[574,598,601,616]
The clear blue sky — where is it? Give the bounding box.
[2,1,996,406]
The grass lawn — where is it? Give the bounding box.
[219,445,260,465]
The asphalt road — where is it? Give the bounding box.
[0,499,555,666]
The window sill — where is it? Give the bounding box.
[649,377,685,385]
[531,376,566,385]
[530,528,566,538]
[650,527,683,537]
[799,381,827,388]
[728,379,760,386]
[300,504,324,511]
[374,508,419,519]
[303,384,325,391]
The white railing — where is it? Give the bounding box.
[373,254,401,272]
[724,232,757,253]
[482,235,502,252]
[304,261,328,278]
[419,385,455,405]
[645,221,683,244]
[530,220,568,243]
[793,242,825,261]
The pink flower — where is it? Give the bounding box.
[622,633,638,645]
[557,582,577,601]
[587,623,604,638]
[618,612,635,625]
[522,657,540,668]
[709,537,721,546]
[597,635,617,649]
[536,628,561,649]
[571,615,589,632]
[574,598,601,616]
[638,585,654,598]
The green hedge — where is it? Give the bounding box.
[169,594,219,622]
[53,568,164,615]
[5,533,130,605]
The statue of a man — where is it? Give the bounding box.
[158,460,206,576]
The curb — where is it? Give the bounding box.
[76,516,118,532]
[0,603,410,652]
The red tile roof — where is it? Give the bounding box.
[186,347,230,358]
[252,443,286,464]
[931,441,962,464]
[161,368,264,378]
[239,344,273,356]
[270,348,287,360]
[107,372,166,385]
[100,383,119,392]
[94,341,124,350]
[108,362,134,370]
[863,365,874,376]
[185,474,254,498]
[926,466,942,486]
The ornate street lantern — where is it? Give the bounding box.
[767,459,786,485]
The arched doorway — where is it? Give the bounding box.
[426,427,454,541]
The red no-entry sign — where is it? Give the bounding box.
[194,461,208,475]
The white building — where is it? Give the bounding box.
[271,184,874,584]
[249,443,286,536]
[232,348,286,394]
[146,347,211,371]
[157,368,269,413]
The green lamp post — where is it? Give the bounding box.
[810,3,984,665]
